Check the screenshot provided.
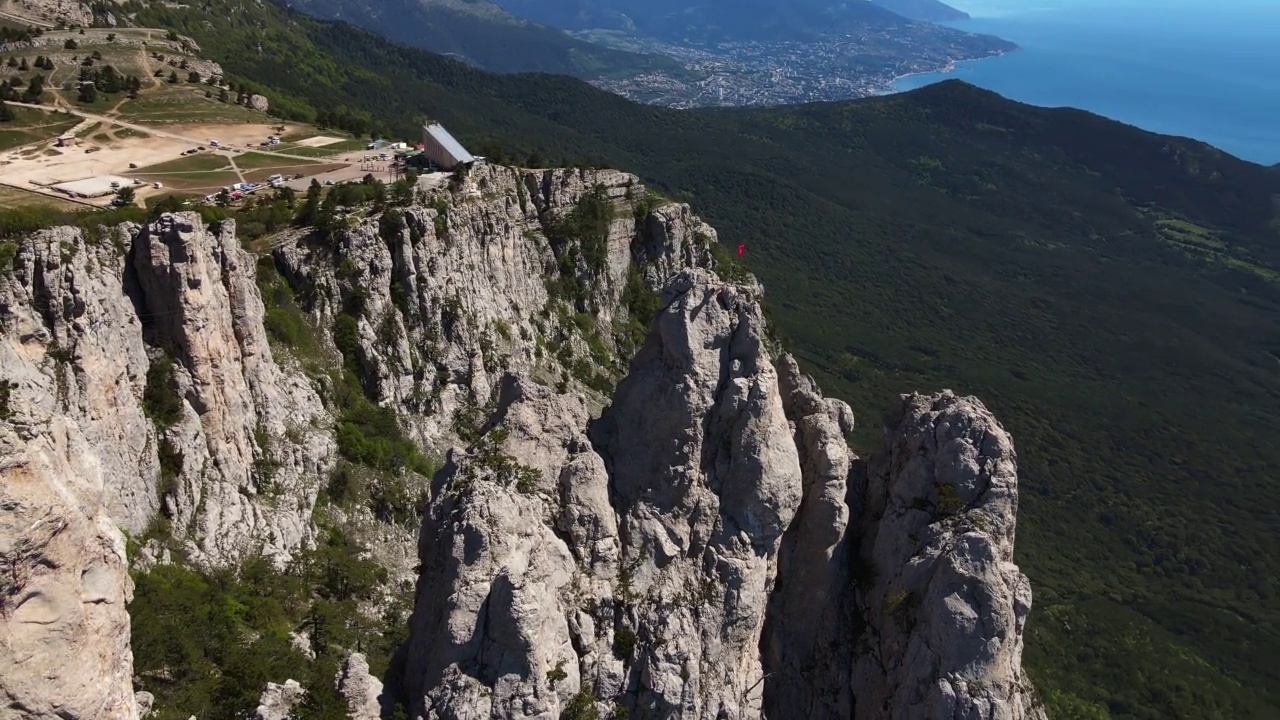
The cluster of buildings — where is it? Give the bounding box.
[367,123,479,173]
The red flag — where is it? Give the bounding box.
[737,244,745,257]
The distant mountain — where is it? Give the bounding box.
[283,0,689,78]
[490,0,974,43]
[870,0,969,22]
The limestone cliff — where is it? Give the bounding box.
[398,268,1045,720]
[0,163,1044,720]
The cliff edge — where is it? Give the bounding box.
[0,164,1043,719]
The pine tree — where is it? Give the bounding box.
[18,57,28,71]
[168,70,178,84]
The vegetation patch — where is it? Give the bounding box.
[544,186,615,310]
[130,530,409,720]
[0,106,79,151]
[143,355,183,430]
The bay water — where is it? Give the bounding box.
[890,0,1280,165]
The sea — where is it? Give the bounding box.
[889,0,1280,166]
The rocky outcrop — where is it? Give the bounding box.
[0,0,92,28]
[0,226,159,536]
[255,679,306,720]
[399,267,1043,719]
[247,94,270,112]
[0,419,138,720]
[0,217,333,569]
[760,356,858,719]
[1,163,1043,720]
[273,164,713,448]
[852,391,1044,720]
[337,653,386,720]
[590,269,802,720]
[131,214,333,567]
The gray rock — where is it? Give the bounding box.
[0,424,139,720]
[290,631,316,661]
[0,164,1044,720]
[760,356,858,719]
[255,679,306,720]
[399,267,1044,720]
[135,690,156,717]
[337,653,385,720]
[132,213,334,566]
[248,94,270,112]
[852,391,1044,720]
[0,225,160,536]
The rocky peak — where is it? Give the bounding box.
[130,214,334,567]
[398,268,1043,719]
[0,163,1043,720]
[853,391,1044,720]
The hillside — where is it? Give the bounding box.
[870,0,969,21]
[490,0,928,41]
[488,0,998,44]
[15,2,1280,718]
[283,0,690,79]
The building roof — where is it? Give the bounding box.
[423,123,474,165]
[51,175,136,198]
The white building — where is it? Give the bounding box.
[421,123,474,170]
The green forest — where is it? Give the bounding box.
[115,1,1280,717]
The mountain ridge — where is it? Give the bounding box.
[870,0,970,22]
[0,169,1046,719]
[285,0,689,78]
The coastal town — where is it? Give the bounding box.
[588,32,1013,107]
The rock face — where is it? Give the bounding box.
[131,214,333,567]
[399,268,1044,719]
[273,164,712,449]
[0,163,1043,720]
[337,653,386,720]
[247,94,270,112]
[852,391,1044,720]
[0,217,333,568]
[255,679,306,720]
[0,427,139,720]
[0,216,332,718]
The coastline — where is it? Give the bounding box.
[875,47,1018,96]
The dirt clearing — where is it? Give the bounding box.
[295,135,344,148]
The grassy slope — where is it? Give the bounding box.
[0,105,79,150]
[126,2,1280,717]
